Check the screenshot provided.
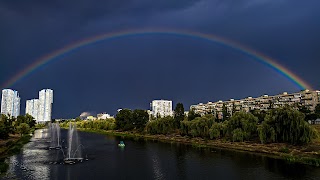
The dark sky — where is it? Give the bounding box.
[0,0,319,118]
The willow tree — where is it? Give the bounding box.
[258,106,317,145]
[227,111,258,142]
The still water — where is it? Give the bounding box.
[2,129,320,180]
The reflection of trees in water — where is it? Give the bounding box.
[174,143,187,180]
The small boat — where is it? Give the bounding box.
[118,141,125,147]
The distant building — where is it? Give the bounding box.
[38,89,53,123]
[87,116,97,120]
[1,89,20,117]
[191,89,320,119]
[150,100,173,118]
[26,99,40,121]
[97,113,114,119]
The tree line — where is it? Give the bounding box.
[60,103,320,145]
[0,114,36,140]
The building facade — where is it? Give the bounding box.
[150,100,173,118]
[190,89,320,118]
[26,99,40,121]
[1,89,20,117]
[38,89,53,123]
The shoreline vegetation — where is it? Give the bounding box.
[60,105,320,167]
[74,127,320,167]
[0,114,36,175]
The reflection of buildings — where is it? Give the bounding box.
[1,89,20,117]
[150,100,173,118]
[26,89,53,123]
[191,89,320,118]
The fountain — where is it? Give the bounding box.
[64,122,83,164]
[48,123,62,150]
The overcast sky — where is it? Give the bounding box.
[0,0,319,118]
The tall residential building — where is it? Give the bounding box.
[38,89,53,123]
[150,100,173,118]
[26,99,40,121]
[1,89,20,117]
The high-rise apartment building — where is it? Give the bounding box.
[1,89,20,117]
[150,100,173,118]
[38,89,53,123]
[26,99,40,121]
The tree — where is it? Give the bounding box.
[227,112,258,142]
[222,103,230,121]
[187,109,200,121]
[115,109,133,130]
[174,103,185,129]
[258,107,317,145]
[298,105,312,121]
[16,123,30,136]
[132,109,149,132]
[0,114,11,139]
[315,104,320,118]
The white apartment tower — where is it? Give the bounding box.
[38,89,53,123]
[150,100,173,118]
[1,89,20,117]
[26,99,40,121]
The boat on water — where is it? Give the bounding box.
[118,141,125,147]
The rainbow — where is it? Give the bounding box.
[1,29,313,90]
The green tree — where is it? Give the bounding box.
[222,104,230,121]
[227,112,258,142]
[132,109,149,132]
[145,116,175,135]
[16,123,30,136]
[174,103,185,129]
[115,109,133,130]
[258,107,317,145]
[187,109,200,121]
[315,104,320,118]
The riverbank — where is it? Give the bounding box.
[76,128,320,167]
[0,134,32,175]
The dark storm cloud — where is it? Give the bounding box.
[0,0,319,118]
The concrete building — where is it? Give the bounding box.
[191,89,320,119]
[1,89,20,117]
[26,99,40,121]
[97,113,114,119]
[38,89,53,123]
[150,100,173,118]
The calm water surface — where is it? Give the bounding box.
[2,129,320,180]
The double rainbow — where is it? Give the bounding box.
[1,29,313,90]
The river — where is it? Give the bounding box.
[2,129,320,180]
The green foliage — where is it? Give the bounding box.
[115,109,133,130]
[315,104,320,118]
[180,114,215,138]
[209,121,227,139]
[115,109,149,131]
[222,103,230,121]
[145,116,175,135]
[279,147,290,153]
[250,109,267,123]
[174,103,185,128]
[0,114,11,139]
[60,119,116,131]
[16,123,30,136]
[187,109,201,121]
[227,111,258,142]
[258,107,317,145]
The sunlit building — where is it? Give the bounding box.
[150,100,173,118]
[190,89,320,119]
[1,89,20,117]
[26,99,40,121]
[38,89,54,123]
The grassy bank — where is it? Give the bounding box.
[75,127,320,167]
[0,134,33,175]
